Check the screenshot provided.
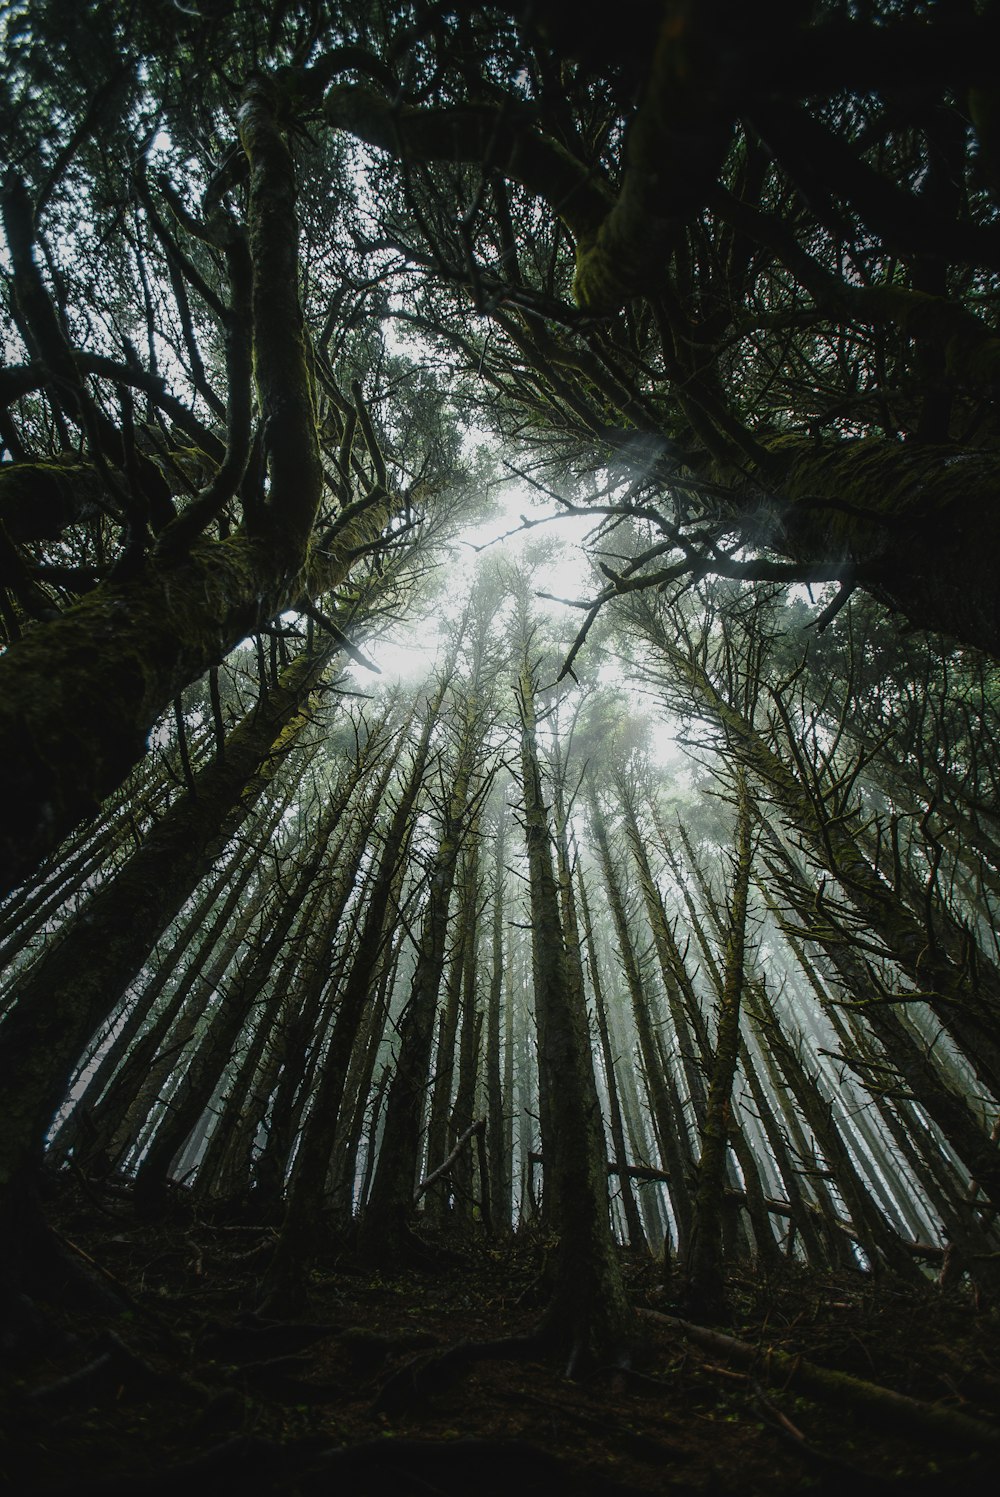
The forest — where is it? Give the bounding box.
[2,1,1000,1492]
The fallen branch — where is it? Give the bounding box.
[638,1308,1000,1448]
[415,1118,485,1203]
[527,1155,944,1260]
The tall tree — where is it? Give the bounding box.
[513,606,634,1370]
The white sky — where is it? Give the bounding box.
[347,475,687,774]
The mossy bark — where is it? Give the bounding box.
[753,436,1000,658]
[0,76,391,896]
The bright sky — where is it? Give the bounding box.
[348,477,596,683]
[347,474,688,775]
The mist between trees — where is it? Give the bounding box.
[3,0,1000,1379]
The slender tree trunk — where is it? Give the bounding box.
[644,621,1000,1098]
[589,791,694,1257]
[684,771,753,1321]
[130,767,377,1206]
[450,837,482,1230]
[262,695,440,1291]
[51,791,287,1164]
[577,864,648,1254]
[0,640,337,1244]
[357,716,478,1263]
[746,979,925,1281]
[485,795,511,1233]
[423,885,469,1227]
[760,832,1000,1211]
[517,658,633,1371]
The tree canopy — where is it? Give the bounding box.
[3,1,1000,890]
[4,4,1000,1487]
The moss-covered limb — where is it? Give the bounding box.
[572,2,776,314]
[0,457,118,541]
[638,1308,1000,1448]
[744,436,1000,660]
[323,84,612,240]
[238,79,323,558]
[60,354,226,463]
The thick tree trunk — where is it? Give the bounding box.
[0,80,395,897]
[756,435,1000,659]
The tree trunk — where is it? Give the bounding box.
[357,719,478,1263]
[577,864,649,1254]
[0,639,337,1235]
[589,791,694,1256]
[0,84,393,897]
[518,659,633,1372]
[683,771,753,1321]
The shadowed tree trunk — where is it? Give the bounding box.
[588,789,694,1258]
[0,80,397,899]
[633,604,1000,1101]
[485,793,512,1234]
[53,791,289,1170]
[683,770,754,1322]
[260,689,441,1296]
[357,695,482,1265]
[577,862,649,1255]
[516,642,634,1373]
[0,637,339,1262]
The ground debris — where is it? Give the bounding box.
[3,1177,1000,1495]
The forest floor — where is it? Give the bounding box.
[2,1176,1000,1495]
